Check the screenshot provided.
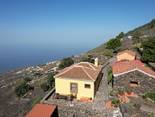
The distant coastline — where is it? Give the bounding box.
[0,51,86,74]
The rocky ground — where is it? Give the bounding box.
[0,61,57,117]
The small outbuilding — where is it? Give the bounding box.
[25,103,58,117]
[112,60,155,93]
[116,50,136,61]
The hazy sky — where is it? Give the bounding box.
[0,0,155,49]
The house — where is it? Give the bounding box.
[112,60,155,93]
[25,104,58,117]
[54,60,103,100]
[116,50,136,61]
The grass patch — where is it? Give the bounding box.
[31,96,42,107]
[148,112,154,117]
[143,92,155,102]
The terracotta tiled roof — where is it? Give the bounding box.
[55,62,102,81]
[112,60,155,78]
[117,50,136,57]
[25,104,57,117]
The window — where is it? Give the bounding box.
[85,84,91,89]
[129,81,139,87]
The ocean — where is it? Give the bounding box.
[0,45,92,73]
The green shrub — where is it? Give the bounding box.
[24,77,32,83]
[111,99,120,107]
[15,81,32,97]
[118,88,125,95]
[109,90,117,96]
[148,112,154,117]
[47,73,55,89]
[59,57,74,69]
[40,73,55,92]
[31,96,42,107]
[81,55,94,63]
[40,82,49,92]
[103,49,113,57]
[106,38,121,51]
[143,92,155,102]
[141,38,155,62]
[116,32,124,39]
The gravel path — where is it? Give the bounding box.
[92,64,113,117]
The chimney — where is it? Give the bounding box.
[94,58,99,67]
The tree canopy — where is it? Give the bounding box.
[81,55,94,63]
[116,32,124,39]
[106,32,123,51]
[40,73,55,92]
[15,81,32,97]
[106,38,121,50]
[58,57,74,69]
[141,38,155,62]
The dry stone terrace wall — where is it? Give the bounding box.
[114,70,155,94]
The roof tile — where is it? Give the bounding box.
[25,104,57,117]
[55,62,102,81]
[112,60,155,78]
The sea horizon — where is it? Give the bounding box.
[0,44,94,73]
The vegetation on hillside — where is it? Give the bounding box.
[141,38,155,62]
[80,55,94,63]
[40,73,55,92]
[59,57,74,69]
[128,19,155,38]
[106,32,124,51]
[89,32,124,57]
[106,38,121,51]
[15,79,34,97]
[143,92,155,102]
[88,19,155,63]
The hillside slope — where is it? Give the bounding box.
[88,19,155,56]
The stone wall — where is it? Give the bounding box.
[114,70,155,94]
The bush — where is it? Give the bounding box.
[111,99,120,107]
[59,57,74,69]
[31,96,42,107]
[15,81,32,97]
[143,92,155,102]
[40,82,49,92]
[103,49,113,57]
[116,32,124,39]
[109,90,117,96]
[40,73,55,92]
[118,88,125,95]
[106,38,121,51]
[24,77,32,83]
[47,73,55,89]
[148,112,154,117]
[141,38,155,62]
[132,31,142,43]
[81,55,94,63]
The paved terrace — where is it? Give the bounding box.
[43,62,113,117]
